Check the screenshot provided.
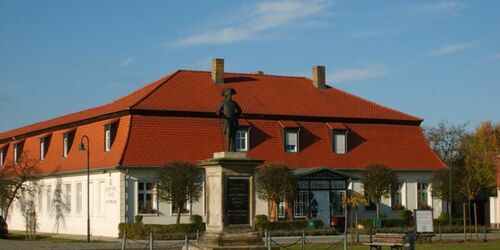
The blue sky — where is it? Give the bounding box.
[0,0,499,132]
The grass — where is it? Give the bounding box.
[0,233,101,242]
[285,240,500,250]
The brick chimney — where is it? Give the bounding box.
[212,58,224,84]
[312,65,326,89]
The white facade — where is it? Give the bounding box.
[490,188,500,228]
[6,168,442,237]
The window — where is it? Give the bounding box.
[104,123,118,152]
[333,131,347,154]
[364,192,376,210]
[331,190,346,217]
[63,131,75,157]
[278,199,286,218]
[37,187,43,213]
[14,142,24,163]
[65,184,72,214]
[235,130,249,152]
[417,182,429,207]
[40,137,50,160]
[172,201,191,215]
[391,183,403,209]
[294,191,309,217]
[0,147,4,166]
[285,130,298,152]
[46,185,52,212]
[137,182,156,214]
[76,183,82,214]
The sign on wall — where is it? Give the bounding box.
[415,209,434,233]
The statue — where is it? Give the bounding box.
[216,88,242,152]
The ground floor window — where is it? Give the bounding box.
[76,183,82,214]
[278,199,286,218]
[391,183,403,209]
[417,182,429,208]
[171,201,190,215]
[138,182,156,214]
[294,191,309,217]
[65,183,72,214]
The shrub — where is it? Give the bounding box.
[118,223,205,240]
[255,214,269,231]
[190,214,203,227]
[266,220,323,231]
[135,215,143,224]
[399,210,414,227]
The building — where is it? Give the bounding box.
[0,59,445,237]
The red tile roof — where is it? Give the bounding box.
[0,70,444,173]
[122,116,444,170]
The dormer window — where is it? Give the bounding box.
[104,121,119,152]
[0,147,4,166]
[285,130,298,152]
[333,131,347,154]
[40,135,50,160]
[235,130,249,152]
[63,130,76,157]
[14,141,24,163]
[279,121,300,153]
[327,123,348,155]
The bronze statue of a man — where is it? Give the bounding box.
[216,88,242,152]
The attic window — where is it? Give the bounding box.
[104,121,119,152]
[327,123,348,154]
[63,130,76,157]
[14,141,24,163]
[279,121,300,153]
[0,147,4,166]
[40,137,49,160]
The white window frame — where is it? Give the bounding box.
[235,130,249,152]
[391,183,403,209]
[13,143,19,163]
[105,126,111,152]
[285,130,298,153]
[417,182,429,207]
[278,198,286,218]
[294,190,309,218]
[0,147,4,166]
[76,182,82,215]
[40,138,46,160]
[97,180,106,215]
[333,131,347,154]
[137,181,157,215]
[37,187,43,213]
[65,183,72,215]
[63,133,69,157]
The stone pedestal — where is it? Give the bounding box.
[195,152,272,250]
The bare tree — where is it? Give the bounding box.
[52,178,69,234]
[17,181,41,239]
[0,152,41,219]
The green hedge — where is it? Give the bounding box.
[358,218,468,228]
[353,225,488,234]
[266,220,323,231]
[118,223,205,240]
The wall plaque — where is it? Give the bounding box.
[226,178,249,225]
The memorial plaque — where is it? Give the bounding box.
[226,178,249,225]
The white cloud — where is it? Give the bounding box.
[415,1,465,12]
[431,42,477,56]
[330,64,388,83]
[173,0,331,46]
[346,31,379,38]
[117,57,134,66]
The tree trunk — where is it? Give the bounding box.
[355,207,359,243]
[468,199,472,240]
[474,203,478,242]
[285,199,294,221]
[268,200,277,222]
[463,203,467,241]
[376,201,380,219]
[176,206,181,224]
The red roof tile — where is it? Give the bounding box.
[121,116,445,170]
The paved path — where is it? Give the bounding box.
[2,232,500,249]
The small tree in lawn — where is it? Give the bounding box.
[362,164,398,219]
[256,163,297,222]
[156,161,203,224]
[343,191,367,243]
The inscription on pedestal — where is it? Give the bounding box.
[226,178,249,225]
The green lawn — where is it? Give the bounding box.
[0,233,95,242]
[286,240,500,250]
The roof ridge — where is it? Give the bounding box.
[178,69,310,80]
[326,86,423,122]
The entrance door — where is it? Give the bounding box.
[311,191,330,227]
